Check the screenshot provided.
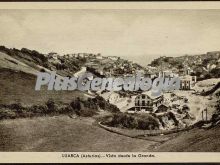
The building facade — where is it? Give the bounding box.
[180,75,197,90]
[128,91,164,113]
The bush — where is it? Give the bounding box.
[125,115,138,129]
[9,103,23,110]
[216,100,220,112]
[28,105,48,114]
[94,96,120,113]
[210,68,220,78]
[78,108,97,117]
[138,119,149,129]
[105,113,159,130]
[63,105,74,113]
[70,97,82,115]
[211,113,220,123]
[167,112,179,126]
[46,98,58,113]
[216,91,220,98]
[40,68,46,72]
[0,109,17,120]
[69,96,119,116]
[0,95,119,120]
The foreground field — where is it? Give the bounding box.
[1,114,220,152]
[0,116,156,152]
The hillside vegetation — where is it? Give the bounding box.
[103,113,160,130]
[0,46,87,76]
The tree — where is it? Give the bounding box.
[216,100,220,112]
[46,98,57,113]
[211,68,220,78]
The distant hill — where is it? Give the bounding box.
[0,46,101,107]
[0,46,146,78]
[0,46,87,77]
[149,52,220,80]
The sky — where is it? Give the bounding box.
[1,9,220,65]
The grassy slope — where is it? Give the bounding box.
[0,116,156,151]
[1,114,220,152]
[0,52,39,75]
[0,68,83,106]
[0,66,155,152]
[152,125,220,152]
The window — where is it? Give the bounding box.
[142,95,145,99]
[142,100,145,105]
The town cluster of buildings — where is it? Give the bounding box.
[158,70,197,90]
[100,68,198,114]
[47,51,142,76]
[126,70,197,114]
[48,51,205,115]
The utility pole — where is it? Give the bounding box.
[205,108,208,121]
[202,109,208,121]
[202,110,204,121]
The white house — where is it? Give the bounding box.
[48,52,58,60]
[179,75,197,90]
[128,91,164,113]
[107,56,120,61]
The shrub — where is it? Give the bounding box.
[105,113,159,130]
[138,119,149,129]
[216,91,220,98]
[167,112,179,126]
[109,113,124,127]
[63,105,74,113]
[94,96,120,113]
[210,68,220,78]
[40,68,46,72]
[124,115,138,129]
[9,103,23,110]
[216,99,220,112]
[0,109,17,120]
[28,105,48,114]
[69,97,99,117]
[70,97,82,115]
[46,98,58,113]
[211,113,220,123]
[78,108,97,117]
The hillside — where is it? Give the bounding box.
[0,116,156,152]
[0,68,84,106]
[0,46,92,107]
[152,124,220,152]
[0,46,121,119]
[0,46,87,77]
[149,51,220,80]
[0,46,146,78]
[1,114,220,152]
